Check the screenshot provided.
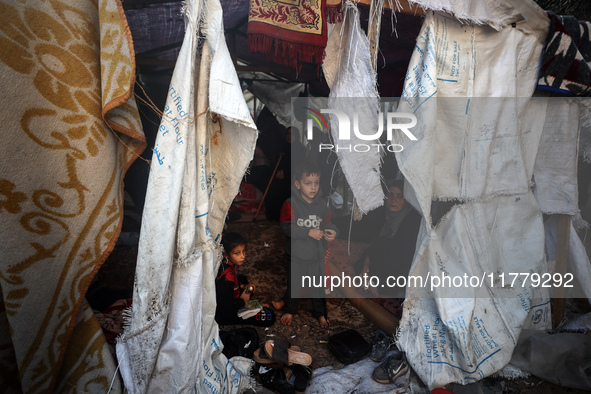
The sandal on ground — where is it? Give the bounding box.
[260,367,294,394]
[292,364,313,393]
[254,342,301,364]
[265,339,312,366]
[372,352,408,384]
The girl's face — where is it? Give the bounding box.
[224,244,246,266]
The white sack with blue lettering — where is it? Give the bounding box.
[394,11,547,219]
[116,0,257,392]
[394,10,549,389]
[398,193,550,388]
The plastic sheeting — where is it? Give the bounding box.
[393,10,550,389]
[247,80,304,126]
[116,0,258,392]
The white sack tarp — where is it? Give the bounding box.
[533,95,580,216]
[394,10,550,388]
[116,0,258,392]
[322,1,383,214]
[408,0,549,33]
[398,193,551,387]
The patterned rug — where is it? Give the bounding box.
[0,0,145,392]
[248,0,328,67]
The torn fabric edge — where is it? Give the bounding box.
[322,1,384,214]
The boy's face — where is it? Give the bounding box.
[224,244,246,266]
[295,172,320,204]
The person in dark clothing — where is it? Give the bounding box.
[244,145,272,193]
[274,161,338,328]
[265,127,307,220]
[215,232,275,327]
[355,179,422,297]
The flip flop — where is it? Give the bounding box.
[254,343,301,364]
[265,340,312,366]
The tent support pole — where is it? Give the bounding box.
[253,153,283,221]
[552,214,571,329]
[367,0,384,70]
[328,261,399,335]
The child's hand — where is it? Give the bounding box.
[308,228,324,240]
[240,290,251,302]
[244,284,255,294]
[323,229,336,242]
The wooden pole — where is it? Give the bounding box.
[253,153,284,221]
[367,0,384,70]
[328,261,399,335]
[552,214,571,329]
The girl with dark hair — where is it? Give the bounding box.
[215,232,275,327]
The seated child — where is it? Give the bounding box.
[274,161,338,328]
[215,232,275,327]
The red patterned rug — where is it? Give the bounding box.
[248,0,328,67]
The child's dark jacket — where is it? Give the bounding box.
[279,186,338,264]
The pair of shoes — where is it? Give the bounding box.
[372,352,409,384]
[370,332,395,362]
[292,364,313,393]
[260,367,294,394]
[265,339,312,366]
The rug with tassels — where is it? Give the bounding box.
[248,0,328,67]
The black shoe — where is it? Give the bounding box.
[260,367,294,394]
[370,331,394,362]
[292,364,313,393]
[372,352,408,384]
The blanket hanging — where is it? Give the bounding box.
[248,0,328,68]
[537,12,591,96]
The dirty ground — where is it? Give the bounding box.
[93,213,591,393]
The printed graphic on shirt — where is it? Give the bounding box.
[296,215,322,228]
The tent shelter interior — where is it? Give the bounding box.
[2,0,591,392]
[116,0,591,390]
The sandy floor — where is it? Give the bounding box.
[224,215,383,370]
[95,212,591,392]
[224,214,591,393]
